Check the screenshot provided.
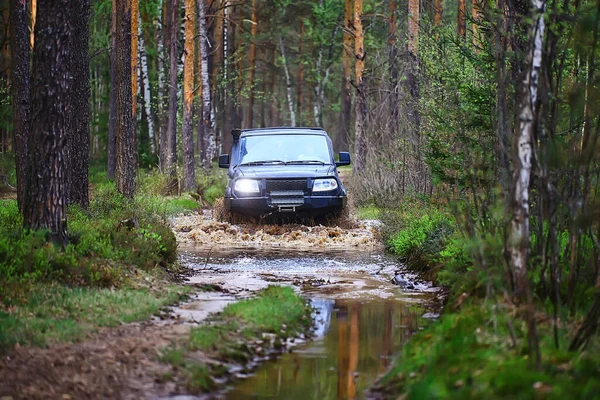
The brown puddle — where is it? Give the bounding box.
[174,243,438,400]
[222,298,427,400]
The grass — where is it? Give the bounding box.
[162,286,312,393]
[0,284,190,352]
[377,300,600,399]
[356,204,381,220]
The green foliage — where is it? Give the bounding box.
[0,285,189,352]
[165,286,311,393]
[196,169,228,206]
[379,302,600,399]
[222,285,309,335]
[0,182,182,301]
[386,205,454,276]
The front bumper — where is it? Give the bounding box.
[225,195,347,217]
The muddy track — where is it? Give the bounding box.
[0,210,391,399]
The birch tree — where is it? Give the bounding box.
[197,0,215,171]
[280,35,296,127]
[509,0,546,369]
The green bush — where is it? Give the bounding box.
[387,207,453,272]
[0,183,179,302]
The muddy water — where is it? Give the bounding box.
[177,244,438,400]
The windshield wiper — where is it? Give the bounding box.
[286,160,326,165]
[240,160,287,166]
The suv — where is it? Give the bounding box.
[218,127,351,219]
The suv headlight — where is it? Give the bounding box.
[234,179,260,194]
[313,178,338,192]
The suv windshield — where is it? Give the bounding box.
[238,134,331,165]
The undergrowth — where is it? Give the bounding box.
[377,300,600,399]
[0,177,202,303]
[162,286,312,394]
[0,285,190,352]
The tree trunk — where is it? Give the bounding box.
[458,0,466,38]
[388,0,399,133]
[108,0,117,179]
[268,45,276,126]
[140,8,156,155]
[472,0,481,48]
[29,0,36,48]
[213,0,224,152]
[24,0,71,246]
[158,0,168,171]
[166,0,179,177]
[69,0,90,209]
[9,0,30,211]
[297,20,304,125]
[132,0,139,142]
[115,0,136,199]
[279,35,296,127]
[182,0,196,191]
[408,0,419,55]
[138,20,152,161]
[510,0,546,301]
[353,0,366,174]
[510,0,546,370]
[198,0,215,170]
[338,0,352,151]
[434,0,443,26]
[245,0,258,128]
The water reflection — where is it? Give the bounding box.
[223,299,424,400]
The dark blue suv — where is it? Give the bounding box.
[218,127,351,219]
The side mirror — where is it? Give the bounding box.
[336,152,351,167]
[218,154,230,168]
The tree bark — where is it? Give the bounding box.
[24,0,71,246]
[29,0,36,48]
[510,0,546,300]
[132,0,139,133]
[197,0,215,170]
[9,0,30,211]
[166,0,179,177]
[69,0,90,209]
[138,16,153,160]
[182,0,196,191]
[108,0,117,179]
[353,0,366,174]
[434,0,443,26]
[158,0,168,171]
[297,20,304,125]
[388,0,399,133]
[338,0,352,151]
[279,35,296,127]
[246,0,258,128]
[509,0,546,370]
[458,0,466,38]
[408,0,419,56]
[140,8,156,155]
[472,0,481,49]
[116,0,136,199]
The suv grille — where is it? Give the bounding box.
[265,179,307,193]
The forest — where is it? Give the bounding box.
[1,0,600,398]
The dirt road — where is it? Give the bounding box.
[0,210,438,399]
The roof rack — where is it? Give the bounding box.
[241,126,325,132]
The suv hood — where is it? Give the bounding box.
[233,164,336,179]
